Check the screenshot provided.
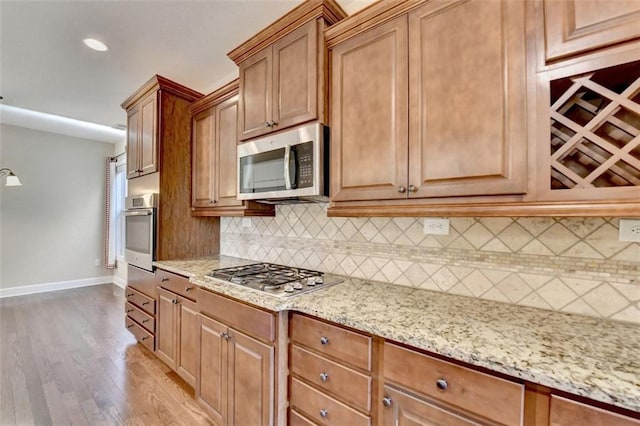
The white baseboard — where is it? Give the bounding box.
[113,276,127,289]
[0,275,115,298]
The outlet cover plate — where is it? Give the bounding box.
[423,218,450,235]
[619,219,640,242]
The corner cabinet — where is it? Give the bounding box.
[190,80,274,217]
[228,0,347,141]
[328,0,528,207]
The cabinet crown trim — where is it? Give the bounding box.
[227,0,347,64]
[189,79,240,115]
[324,0,426,47]
[121,74,204,110]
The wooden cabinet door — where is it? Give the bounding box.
[215,94,243,208]
[544,0,640,62]
[156,288,178,369]
[197,314,227,426]
[239,47,272,140]
[139,92,158,176]
[191,107,216,208]
[382,385,480,426]
[176,297,198,387]
[272,20,318,132]
[408,0,527,198]
[550,395,640,426]
[228,329,274,426]
[330,15,409,202]
[126,108,141,179]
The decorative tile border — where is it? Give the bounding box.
[220,204,640,323]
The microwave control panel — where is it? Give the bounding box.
[297,141,314,188]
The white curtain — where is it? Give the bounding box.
[104,157,117,269]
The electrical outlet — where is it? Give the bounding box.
[619,219,640,242]
[242,218,252,228]
[423,218,450,235]
[94,259,101,266]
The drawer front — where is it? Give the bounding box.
[127,264,158,298]
[550,395,640,426]
[290,378,371,426]
[157,269,196,300]
[291,344,371,412]
[125,301,155,333]
[125,286,156,315]
[125,316,154,351]
[384,342,524,426]
[290,314,372,371]
[290,409,317,426]
[197,287,275,343]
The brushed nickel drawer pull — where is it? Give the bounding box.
[436,378,448,391]
[382,396,392,407]
[143,301,151,306]
[319,372,329,382]
[127,324,134,329]
[126,293,134,297]
[141,336,149,341]
[319,336,329,345]
[185,286,194,292]
[142,319,149,323]
[161,277,169,282]
[126,309,133,313]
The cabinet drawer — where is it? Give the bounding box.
[197,288,275,342]
[127,264,158,298]
[125,316,154,351]
[384,342,523,426]
[291,344,371,412]
[157,269,196,300]
[290,314,371,371]
[289,409,316,426]
[125,301,155,333]
[550,395,640,426]
[125,286,156,315]
[290,378,371,426]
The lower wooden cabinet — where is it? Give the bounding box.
[549,395,640,426]
[156,284,198,387]
[196,289,276,426]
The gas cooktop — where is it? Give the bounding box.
[206,263,342,297]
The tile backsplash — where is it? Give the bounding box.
[221,205,639,323]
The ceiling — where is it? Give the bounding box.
[0,0,371,138]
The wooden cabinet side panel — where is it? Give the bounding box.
[156,288,178,369]
[408,0,527,198]
[157,93,220,260]
[177,297,198,387]
[549,395,640,426]
[272,20,318,130]
[544,0,640,61]
[191,108,216,208]
[196,314,227,426]
[127,108,141,178]
[216,95,243,207]
[139,92,158,176]
[239,48,272,140]
[330,15,409,202]
[228,330,274,426]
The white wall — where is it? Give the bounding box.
[0,124,115,294]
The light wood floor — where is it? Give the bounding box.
[0,284,213,426]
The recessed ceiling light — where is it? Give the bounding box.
[83,38,109,52]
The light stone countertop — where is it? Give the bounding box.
[154,256,640,413]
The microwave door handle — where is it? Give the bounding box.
[289,145,298,189]
[284,145,292,190]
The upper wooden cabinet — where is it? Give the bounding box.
[544,0,640,62]
[329,0,527,204]
[190,80,274,217]
[122,76,201,180]
[228,0,347,141]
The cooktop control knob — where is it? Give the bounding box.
[315,276,324,284]
[293,282,303,290]
[306,277,316,286]
[284,284,295,293]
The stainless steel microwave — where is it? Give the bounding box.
[237,123,329,202]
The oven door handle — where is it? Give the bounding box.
[125,210,152,216]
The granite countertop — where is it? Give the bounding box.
[154,256,640,413]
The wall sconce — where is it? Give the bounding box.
[0,168,22,186]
